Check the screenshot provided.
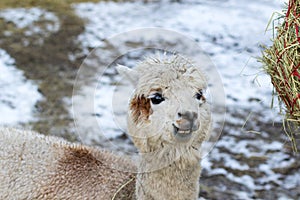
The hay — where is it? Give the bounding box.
[261,0,300,150]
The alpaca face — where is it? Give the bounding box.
[117,55,211,153]
[145,84,206,144]
[148,86,205,142]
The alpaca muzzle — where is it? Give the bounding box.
[172,111,199,141]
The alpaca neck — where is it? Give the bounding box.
[136,146,201,200]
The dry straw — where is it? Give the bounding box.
[261,0,300,151]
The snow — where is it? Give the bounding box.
[203,124,297,194]
[72,1,297,197]
[0,7,60,37]
[215,150,250,170]
[228,173,256,191]
[0,49,42,125]
[94,81,123,138]
[74,0,285,130]
[283,173,300,189]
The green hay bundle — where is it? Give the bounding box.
[261,0,300,150]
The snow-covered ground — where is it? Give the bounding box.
[0,8,60,42]
[0,49,41,125]
[74,0,284,129]
[0,8,59,31]
[72,0,299,199]
[0,0,298,199]
[0,7,60,126]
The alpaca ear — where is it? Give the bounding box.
[116,64,139,86]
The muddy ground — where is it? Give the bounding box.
[0,3,84,140]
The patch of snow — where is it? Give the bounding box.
[0,7,60,37]
[0,49,42,125]
[233,191,253,200]
[201,156,213,169]
[209,148,250,170]
[283,173,300,189]
[94,82,122,139]
[229,173,256,190]
[209,167,227,176]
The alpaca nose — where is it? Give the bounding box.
[176,111,198,131]
[177,111,198,120]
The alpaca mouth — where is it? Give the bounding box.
[172,124,192,141]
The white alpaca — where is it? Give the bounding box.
[120,55,211,199]
[0,54,211,200]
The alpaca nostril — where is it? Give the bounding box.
[176,111,198,131]
[178,111,197,121]
[192,112,198,120]
[177,112,182,118]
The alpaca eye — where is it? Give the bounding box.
[195,91,203,100]
[149,93,165,105]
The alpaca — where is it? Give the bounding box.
[119,55,211,200]
[0,127,135,199]
[0,54,211,200]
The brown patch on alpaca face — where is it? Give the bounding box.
[130,94,152,123]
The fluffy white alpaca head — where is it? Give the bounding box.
[117,55,211,155]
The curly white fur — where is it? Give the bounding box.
[120,55,211,200]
